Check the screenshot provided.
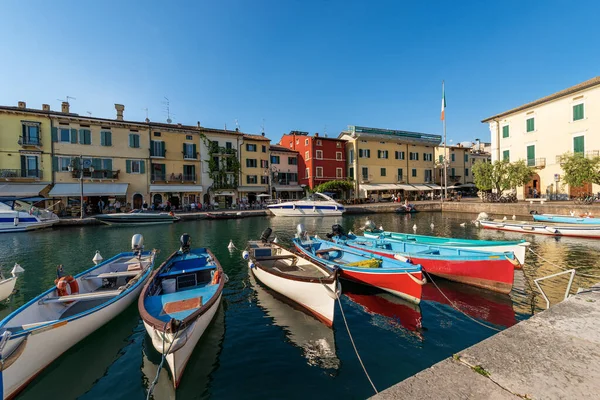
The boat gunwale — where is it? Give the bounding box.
[0,250,156,338]
[364,231,527,246]
[138,249,224,333]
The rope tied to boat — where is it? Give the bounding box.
[427,273,502,332]
[146,320,183,400]
[528,247,600,279]
[319,277,378,395]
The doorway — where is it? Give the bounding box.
[524,173,541,198]
[133,194,143,210]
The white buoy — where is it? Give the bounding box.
[503,216,507,221]
[228,240,235,250]
[512,215,516,220]
[92,250,103,265]
[242,250,249,260]
[412,224,417,231]
[430,223,435,229]
[273,237,279,243]
[348,230,354,236]
[248,261,255,269]
[460,222,466,227]
[570,211,575,216]
[379,226,384,231]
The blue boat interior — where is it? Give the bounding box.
[144,249,219,323]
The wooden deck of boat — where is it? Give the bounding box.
[268,260,327,278]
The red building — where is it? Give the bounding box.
[278,131,346,189]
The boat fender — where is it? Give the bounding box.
[211,270,221,284]
[242,250,249,260]
[407,272,427,286]
[292,204,296,210]
[13,216,19,226]
[55,275,79,297]
[313,206,316,212]
[248,261,255,269]
[335,205,338,211]
[394,254,410,263]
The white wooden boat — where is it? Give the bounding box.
[139,235,225,388]
[246,228,340,327]
[0,199,59,233]
[479,219,600,239]
[95,210,179,225]
[249,273,339,370]
[0,265,25,302]
[0,235,156,399]
[267,192,344,217]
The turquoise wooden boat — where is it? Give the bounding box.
[532,214,600,225]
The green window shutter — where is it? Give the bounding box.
[191,165,196,176]
[464,154,468,162]
[20,155,26,176]
[526,118,534,132]
[161,164,166,174]
[140,160,145,174]
[100,131,105,146]
[79,129,84,144]
[573,104,584,121]
[527,145,535,163]
[502,150,510,161]
[129,134,133,147]
[52,156,59,171]
[161,142,165,156]
[502,125,509,138]
[465,168,469,177]
[107,132,112,146]
[574,136,585,153]
[71,128,78,143]
[105,159,112,171]
[192,144,197,158]
[52,127,58,142]
[183,143,187,156]
[439,155,443,162]
[126,160,132,173]
[92,158,102,169]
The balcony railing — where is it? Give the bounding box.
[19,136,42,146]
[151,173,167,182]
[183,153,197,160]
[182,173,196,182]
[150,149,166,158]
[212,181,237,190]
[395,175,404,183]
[557,151,599,164]
[71,169,120,179]
[527,158,546,168]
[360,174,373,183]
[0,169,43,180]
[152,173,197,182]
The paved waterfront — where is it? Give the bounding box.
[373,283,600,399]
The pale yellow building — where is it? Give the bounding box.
[0,102,53,198]
[239,133,271,203]
[483,77,600,199]
[434,144,471,186]
[49,103,150,213]
[339,126,442,200]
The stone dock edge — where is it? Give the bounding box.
[371,283,600,399]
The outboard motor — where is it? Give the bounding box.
[180,233,192,253]
[327,224,347,239]
[131,234,144,256]
[296,224,308,240]
[363,219,376,232]
[260,228,273,243]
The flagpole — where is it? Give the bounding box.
[442,80,447,200]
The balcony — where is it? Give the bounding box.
[0,169,43,180]
[395,175,404,183]
[182,173,196,182]
[151,173,167,182]
[150,149,166,158]
[360,174,373,183]
[557,151,599,164]
[19,136,42,147]
[152,173,197,183]
[183,153,197,160]
[212,181,237,190]
[71,169,120,179]
[527,158,546,168]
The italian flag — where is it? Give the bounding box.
[441,82,446,121]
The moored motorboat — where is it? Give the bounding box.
[362,221,529,264]
[0,264,25,302]
[206,212,245,220]
[293,225,424,304]
[267,192,344,217]
[95,210,179,225]
[246,228,340,327]
[532,213,600,225]
[0,235,156,399]
[139,235,225,388]
[395,204,418,214]
[0,198,59,233]
[479,219,600,239]
[332,227,517,294]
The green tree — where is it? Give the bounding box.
[312,179,354,194]
[506,160,535,190]
[560,152,600,188]
[473,160,534,193]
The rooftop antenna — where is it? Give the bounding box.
[142,107,150,122]
[261,118,265,136]
[224,123,227,130]
[86,111,92,117]
[162,97,173,124]
[235,119,240,131]
[324,124,328,138]
[57,95,76,105]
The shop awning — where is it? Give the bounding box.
[360,183,404,191]
[273,185,304,192]
[237,185,268,192]
[396,184,416,190]
[425,184,442,190]
[411,184,434,191]
[149,185,203,193]
[49,183,129,197]
[0,183,51,197]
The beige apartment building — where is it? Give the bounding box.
[483,77,600,199]
[339,126,442,199]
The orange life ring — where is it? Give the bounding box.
[55,275,79,297]
[211,270,220,285]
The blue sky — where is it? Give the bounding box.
[2,1,600,145]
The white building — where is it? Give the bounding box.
[269,144,303,200]
[482,77,600,199]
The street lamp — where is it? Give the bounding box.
[68,155,93,219]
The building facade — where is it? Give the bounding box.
[239,133,271,204]
[339,126,441,199]
[0,102,53,198]
[482,77,600,199]
[434,144,471,187]
[269,144,302,200]
[278,131,346,190]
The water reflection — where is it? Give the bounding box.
[249,274,340,371]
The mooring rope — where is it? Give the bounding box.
[427,273,502,332]
[528,247,600,279]
[146,322,183,400]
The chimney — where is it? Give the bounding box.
[197,121,201,128]
[262,131,265,137]
[177,123,182,128]
[42,104,50,111]
[114,104,124,121]
[314,132,319,137]
[61,102,70,113]
[18,101,26,109]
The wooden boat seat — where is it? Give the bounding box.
[39,290,122,304]
[315,248,337,255]
[83,271,141,280]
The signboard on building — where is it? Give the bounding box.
[554,174,560,181]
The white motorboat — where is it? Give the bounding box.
[479,219,600,239]
[267,192,344,217]
[95,210,180,225]
[0,264,25,302]
[0,235,156,399]
[0,199,59,233]
[138,235,225,388]
[246,228,340,327]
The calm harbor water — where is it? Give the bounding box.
[1,212,599,399]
